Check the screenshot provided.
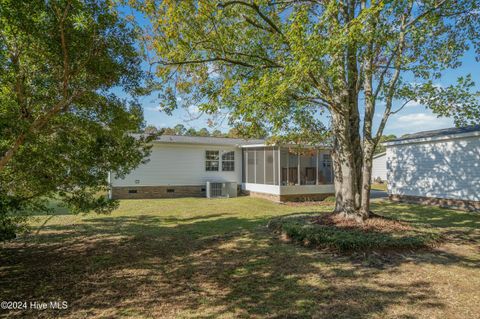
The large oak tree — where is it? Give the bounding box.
[136,0,480,220]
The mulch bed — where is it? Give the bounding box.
[312,213,413,233]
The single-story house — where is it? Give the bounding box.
[371,152,387,182]
[384,125,480,211]
[109,135,335,202]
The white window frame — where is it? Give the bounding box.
[222,151,235,171]
[205,150,220,171]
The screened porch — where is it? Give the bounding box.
[241,146,335,197]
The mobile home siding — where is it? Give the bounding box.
[111,143,242,187]
[371,153,387,181]
[387,135,480,201]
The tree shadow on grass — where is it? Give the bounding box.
[0,210,478,318]
[371,201,480,244]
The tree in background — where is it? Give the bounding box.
[173,124,187,135]
[144,125,160,135]
[186,127,199,136]
[136,0,480,220]
[0,0,150,239]
[197,128,210,137]
[375,135,397,155]
[211,129,224,137]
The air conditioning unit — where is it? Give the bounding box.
[206,181,237,198]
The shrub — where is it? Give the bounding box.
[268,215,441,252]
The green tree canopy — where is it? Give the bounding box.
[0,0,150,239]
[375,135,397,154]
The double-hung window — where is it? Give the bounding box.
[222,151,235,171]
[205,151,220,171]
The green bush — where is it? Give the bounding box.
[323,196,336,203]
[268,215,441,252]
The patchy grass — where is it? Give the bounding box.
[371,183,388,191]
[268,213,441,252]
[1,197,479,318]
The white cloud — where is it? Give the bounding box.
[388,112,454,133]
[404,100,422,108]
[187,104,200,115]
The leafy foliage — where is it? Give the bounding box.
[141,124,266,138]
[0,0,150,238]
[375,135,397,154]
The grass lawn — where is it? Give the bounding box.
[371,183,388,191]
[1,197,479,318]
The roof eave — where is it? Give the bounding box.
[383,130,480,147]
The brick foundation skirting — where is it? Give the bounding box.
[111,186,206,199]
[389,194,480,212]
[247,191,334,203]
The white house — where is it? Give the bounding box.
[371,152,387,182]
[384,125,480,211]
[110,135,335,202]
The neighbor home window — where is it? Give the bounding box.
[206,150,219,171]
[222,151,235,171]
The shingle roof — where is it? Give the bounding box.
[388,125,480,143]
[152,135,266,146]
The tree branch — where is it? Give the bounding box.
[219,1,283,35]
[404,0,448,29]
[389,98,413,115]
[154,56,282,69]
[0,91,83,171]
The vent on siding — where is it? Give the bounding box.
[166,188,175,193]
[128,189,138,194]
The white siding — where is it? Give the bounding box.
[243,183,280,195]
[280,184,335,195]
[111,143,242,186]
[387,135,480,201]
[242,183,334,195]
[372,154,387,181]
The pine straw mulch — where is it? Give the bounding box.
[312,212,414,233]
[268,212,442,252]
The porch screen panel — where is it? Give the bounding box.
[273,147,279,185]
[264,148,274,185]
[280,148,289,185]
[242,149,246,183]
[255,148,265,184]
[288,149,298,185]
[299,149,317,185]
[247,149,255,183]
[318,151,333,184]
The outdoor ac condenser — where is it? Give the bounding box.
[206,181,237,198]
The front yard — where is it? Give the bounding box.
[1,197,479,318]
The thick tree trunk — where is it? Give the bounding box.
[360,142,375,215]
[330,109,366,221]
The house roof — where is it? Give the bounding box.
[150,135,266,146]
[384,125,480,146]
[131,134,332,148]
[373,152,386,159]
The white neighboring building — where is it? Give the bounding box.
[384,125,480,211]
[110,135,334,202]
[371,152,387,182]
